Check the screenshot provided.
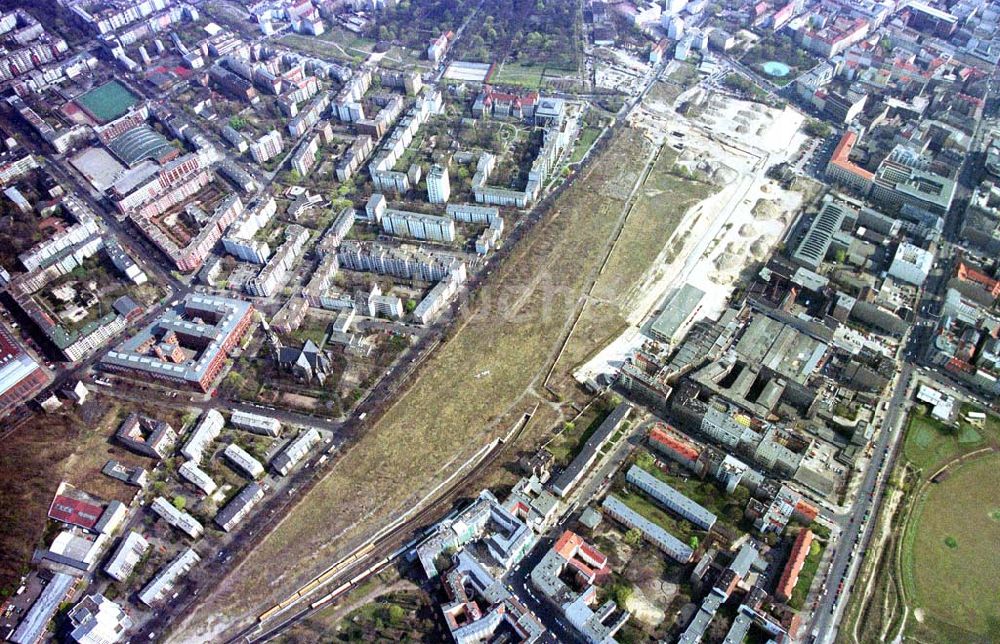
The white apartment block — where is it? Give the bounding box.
[381,209,456,242]
[412,266,467,324]
[272,428,320,475]
[104,531,150,582]
[224,443,265,479]
[181,409,224,462]
[223,196,278,265]
[231,410,281,436]
[447,203,501,226]
[290,132,320,177]
[179,460,217,496]
[138,548,200,607]
[315,207,355,256]
[150,497,204,539]
[245,225,309,297]
[337,240,459,282]
[250,130,284,164]
[427,163,451,203]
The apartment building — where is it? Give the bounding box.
[138,548,200,607]
[337,240,461,282]
[290,132,320,177]
[625,465,717,530]
[150,497,204,539]
[250,130,284,164]
[427,163,451,203]
[381,208,456,242]
[246,225,310,297]
[215,482,264,531]
[223,196,278,265]
[271,428,320,475]
[602,496,693,563]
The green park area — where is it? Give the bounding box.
[902,405,992,472]
[490,61,546,89]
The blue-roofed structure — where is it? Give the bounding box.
[601,495,693,563]
[625,465,717,530]
[10,572,76,644]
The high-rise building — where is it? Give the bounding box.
[427,163,450,203]
[249,130,284,164]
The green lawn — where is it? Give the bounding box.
[789,538,824,610]
[903,455,1000,641]
[76,80,139,123]
[570,126,602,164]
[902,410,987,472]
[286,318,329,348]
[491,61,545,88]
[616,488,698,544]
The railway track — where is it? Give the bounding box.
[229,406,536,643]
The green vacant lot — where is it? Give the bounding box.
[490,61,545,88]
[903,455,1000,641]
[902,406,995,472]
[569,126,602,164]
[842,404,1000,644]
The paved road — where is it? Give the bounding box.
[811,362,913,642]
[504,535,585,644]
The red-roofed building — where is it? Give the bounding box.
[793,499,819,523]
[800,17,870,58]
[955,261,1000,298]
[825,131,874,194]
[48,491,104,531]
[649,39,668,64]
[553,530,611,585]
[771,2,796,30]
[428,31,452,64]
[473,85,539,120]
[776,528,813,601]
[648,423,703,469]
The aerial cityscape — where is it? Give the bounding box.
[0,0,997,642]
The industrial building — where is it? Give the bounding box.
[649,283,706,345]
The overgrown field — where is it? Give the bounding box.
[903,455,1000,641]
[550,144,713,390]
